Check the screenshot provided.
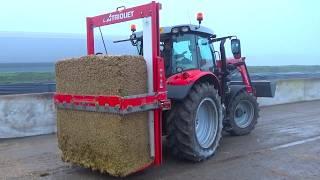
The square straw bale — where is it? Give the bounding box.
[56,55,152,177]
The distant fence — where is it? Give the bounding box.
[0,83,55,95]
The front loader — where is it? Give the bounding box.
[54,1,275,176]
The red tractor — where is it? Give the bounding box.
[126,25,274,161]
[110,4,275,162]
[56,1,275,171]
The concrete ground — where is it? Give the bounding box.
[1,101,320,180]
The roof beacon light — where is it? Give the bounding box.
[131,24,136,32]
[196,12,203,29]
[197,12,203,23]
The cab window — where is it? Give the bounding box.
[197,36,215,71]
[171,34,198,74]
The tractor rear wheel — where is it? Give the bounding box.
[167,83,223,161]
[224,91,259,136]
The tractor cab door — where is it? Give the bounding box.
[196,36,215,72]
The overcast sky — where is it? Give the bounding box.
[1,0,319,65]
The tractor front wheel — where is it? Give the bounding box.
[166,83,223,161]
[224,91,259,136]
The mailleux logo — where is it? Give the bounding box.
[103,10,134,23]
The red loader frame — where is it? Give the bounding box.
[54,1,169,168]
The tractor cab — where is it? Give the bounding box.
[159,25,216,77]
[116,24,219,77]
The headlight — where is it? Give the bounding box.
[171,27,179,33]
[181,26,190,32]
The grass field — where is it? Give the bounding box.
[0,65,320,84]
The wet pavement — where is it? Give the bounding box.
[1,101,320,180]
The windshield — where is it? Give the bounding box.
[122,33,214,77]
[171,34,198,74]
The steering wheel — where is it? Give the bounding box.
[180,57,191,64]
[174,51,188,60]
[174,51,193,67]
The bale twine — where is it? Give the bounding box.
[55,55,152,177]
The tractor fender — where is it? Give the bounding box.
[166,69,221,100]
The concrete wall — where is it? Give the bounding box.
[1,78,320,138]
[258,78,320,106]
[0,93,56,138]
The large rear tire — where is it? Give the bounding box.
[166,83,223,161]
[224,91,259,136]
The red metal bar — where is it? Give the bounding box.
[54,93,167,109]
[156,57,167,92]
[90,3,155,27]
[83,1,166,167]
[226,58,253,93]
[238,65,253,93]
[86,18,95,55]
[86,2,159,56]
[216,57,253,93]
[148,2,163,165]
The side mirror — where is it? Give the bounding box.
[231,39,241,59]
